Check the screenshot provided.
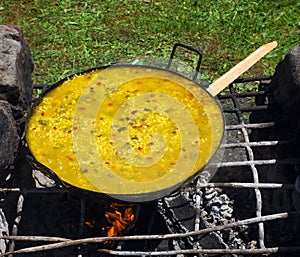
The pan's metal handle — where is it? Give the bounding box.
[166,43,202,81]
[26,155,69,188]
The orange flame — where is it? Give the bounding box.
[84,202,135,239]
[105,203,135,237]
[85,220,96,229]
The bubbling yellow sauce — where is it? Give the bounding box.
[26,66,224,195]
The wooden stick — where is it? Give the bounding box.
[1,212,295,256]
[207,41,278,96]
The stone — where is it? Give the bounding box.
[0,24,34,122]
[268,44,300,202]
[249,44,300,245]
[0,100,19,171]
[0,24,34,182]
[269,44,300,120]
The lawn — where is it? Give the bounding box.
[1,0,299,85]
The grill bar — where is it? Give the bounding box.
[197,182,295,189]
[225,122,275,130]
[212,159,300,167]
[3,244,300,256]
[97,246,300,256]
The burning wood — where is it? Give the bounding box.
[105,203,135,237]
[84,202,135,239]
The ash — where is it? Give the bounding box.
[188,183,256,250]
[157,177,257,254]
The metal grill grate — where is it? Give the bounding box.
[1,77,300,256]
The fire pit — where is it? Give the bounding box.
[1,76,300,256]
[0,25,299,256]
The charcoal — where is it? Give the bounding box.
[158,185,255,253]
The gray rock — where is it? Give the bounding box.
[0,24,33,180]
[270,44,300,119]
[268,44,300,211]
[0,100,19,170]
[0,24,34,121]
[252,44,300,245]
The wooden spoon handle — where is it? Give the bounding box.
[207,41,278,96]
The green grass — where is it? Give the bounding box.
[1,0,299,85]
